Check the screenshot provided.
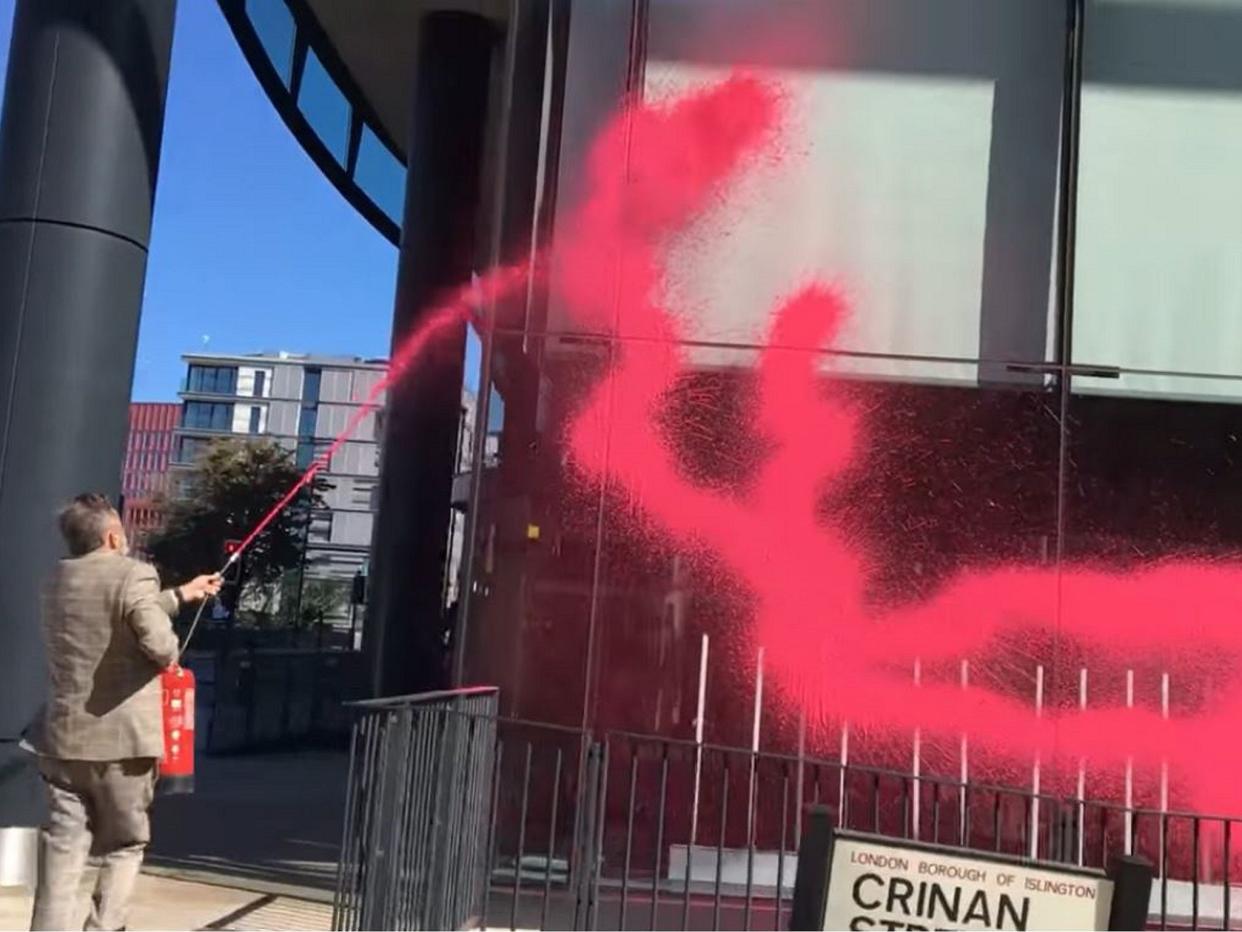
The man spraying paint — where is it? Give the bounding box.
[25,494,220,931]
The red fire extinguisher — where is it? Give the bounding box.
[159,665,196,795]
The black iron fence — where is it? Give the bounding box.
[333,688,499,931]
[334,694,1242,930]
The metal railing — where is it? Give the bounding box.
[333,687,499,931]
[485,731,1242,930]
[333,695,1242,930]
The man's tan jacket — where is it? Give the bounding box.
[28,551,180,761]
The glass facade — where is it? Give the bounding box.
[355,126,406,225]
[302,367,322,404]
[245,0,295,85]
[296,440,317,470]
[298,407,317,437]
[295,367,322,469]
[182,401,233,431]
[452,0,1242,814]
[1075,0,1242,399]
[229,0,406,241]
[298,50,350,166]
[186,364,237,395]
[175,436,213,464]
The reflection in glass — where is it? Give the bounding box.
[457,333,613,727]
[484,386,504,467]
[590,346,1061,754]
[298,51,350,165]
[182,401,233,431]
[1059,371,1242,815]
[187,365,237,394]
[245,0,296,85]
[301,368,322,404]
[449,0,1242,876]
[296,439,316,469]
[545,0,1065,370]
[355,127,406,224]
[298,407,317,437]
[1066,374,1242,566]
[175,436,212,464]
[1076,0,1242,388]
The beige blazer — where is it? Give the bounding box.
[29,552,180,761]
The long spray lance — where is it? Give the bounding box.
[177,458,325,661]
[175,265,530,661]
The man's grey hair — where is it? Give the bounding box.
[58,493,119,557]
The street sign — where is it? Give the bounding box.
[791,809,1151,932]
[827,834,1109,930]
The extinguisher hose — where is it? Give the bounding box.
[177,596,211,664]
[176,553,237,664]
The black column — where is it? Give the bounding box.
[0,0,176,830]
[451,0,566,686]
[366,11,497,697]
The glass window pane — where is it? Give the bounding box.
[537,0,1065,376]
[484,386,504,467]
[302,368,322,404]
[1076,0,1242,393]
[299,407,317,437]
[253,370,267,398]
[299,51,350,165]
[355,126,406,223]
[246,0,296,85]
[248,406,262,434]
[464,325,482,396]
[187,365,237,394]
[177,437,206,462]
[296,440,316,469]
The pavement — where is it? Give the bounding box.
[1,748,346,931]
[147,748,347,892]
[0,873,332,931]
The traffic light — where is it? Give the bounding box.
[351,571,367,606]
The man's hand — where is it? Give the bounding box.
[178,574,223,604]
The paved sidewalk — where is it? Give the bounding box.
[0,872,332,931]
[1,749,345,930]
[149,749,347,891]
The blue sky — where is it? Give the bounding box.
[0,1,398,401]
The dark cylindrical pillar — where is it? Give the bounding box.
[0,0,176,852]
[366,12,497,697]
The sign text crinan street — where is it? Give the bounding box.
[824,835,1113,931]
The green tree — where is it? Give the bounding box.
[146,439,330,609]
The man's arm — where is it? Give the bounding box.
[121,563,180,668]
[156,586,179,617]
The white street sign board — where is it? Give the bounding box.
[825,833,1113,930]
